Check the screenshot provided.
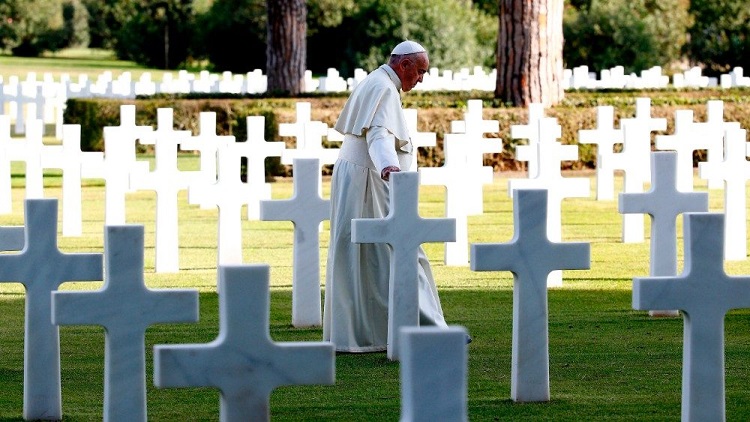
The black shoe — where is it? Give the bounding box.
[466,335,472,344]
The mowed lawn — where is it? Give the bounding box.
[0,156,748,420]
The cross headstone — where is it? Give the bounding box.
[279,102,339,169]
[41,124,103,236]
[18,118,46,199]
[508,118,590,286]
[154,264,335,422]
[695,101,730,190]
[0,226,25,251]
[259,158,330,327]
[189,142,261,265]
[619,152,708,316]
[130,108,196,273]
[52,225,198,422]
[654,110,705,192]
[403,108,436,171]
[351,171,456,361]
[471,189,590,402]
[0,199,102,420]
[633,212,750,422]
[231,116,285,220]
[180,112,234,210]
[420,134,493,266]
[448,99,502,215]
[400,326,468,422]
[0,114,23,213]
[698,126,750,261]
[578,106,624,200]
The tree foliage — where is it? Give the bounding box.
[686,0,750,75]
[0,0,69,56]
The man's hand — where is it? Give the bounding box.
[381,166,400,181]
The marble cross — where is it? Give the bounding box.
[351,171,456,361]
[420,133,493,266]
[52,225,199,422]
[470,189,590,402]
[654,110,705,192]
[130,108,195,273]
[0,226,25,251]
[694,100,730,190]
[508,118,589,286]
[0,114,23,213]
[231,116,285,220]
[578,105,624,200]
[259,158,330,327]
[403,108,436,171]
[510,103,545,179]
[279,102,339,169]
[0,199,102,420]
[180,112,234,209]
[633,212,750,422]
[41,124,103,236]
[154,264,335,422]
[515,117,578,186]
[400,326,468,422]
[189,142,261,265]
[698,126,750,261]
[18,118,46,199]
[619,152,708,316]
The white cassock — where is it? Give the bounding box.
[323,64,447,353]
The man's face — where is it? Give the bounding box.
[398,53,429,92]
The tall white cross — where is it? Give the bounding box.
[259,158,330,327]
[52,225,198,422]
[279,102,339,168]
[17,118,46,199]
[578,106,623,199]
[154,264,335,422]
[0,199,102,420]
[698,127,750,261]
[351,171,456,361]
[0,115,23,213]
[471,189,590,402]
[633,213,750,422]
[403,108,436,171]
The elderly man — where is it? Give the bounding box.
[323,41,450,353]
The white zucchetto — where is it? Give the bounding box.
[390,40,426,56]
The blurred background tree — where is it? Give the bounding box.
[686,0,750,75]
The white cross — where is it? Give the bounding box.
[351,171,456,361]
[18,118,46,199]
[0,115,23,213]
[259,158,330,327]
[231,116,285,220]
[279,102,339,168]
[41,124,103,236]
[130,108,195,273]
[403,108,436,171]
[180,112,234,209]
[578,106,624,199]
[471,189,590,402]
[698,126,750,261]
[154,264,335,422]
[52,225,198,421]
[695,101,730,190]
[0,199,102,420]
[508,118,589,286]
[633,213,750,422]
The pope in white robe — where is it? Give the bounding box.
[323,41,449,352]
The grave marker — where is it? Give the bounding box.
[259,158,330,327]
[403,108,436,171]
[351,172,456,361]
[154,264,335,422]
[0,115,22,213]
[471,189,590,402]
[18,118,45,199]
[578,106,624,200]
[52,225,198,422]
[0,199,102,420]
[279,102,339,169]
[633,213,750,422]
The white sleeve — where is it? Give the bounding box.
[366,126,400,173]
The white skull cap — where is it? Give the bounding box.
[391,40,426,55]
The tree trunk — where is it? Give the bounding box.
[495,0,564,107]
[266,0,307,95]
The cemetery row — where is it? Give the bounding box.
[0,97,748,420]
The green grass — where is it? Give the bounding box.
[0,160,749,421]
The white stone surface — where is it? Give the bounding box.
[619,152,708,316]
[259,158,329,327]
[52,225,198,422]
[471,189,590,402]
[279,102,339,168]
[0,114,23,213]
[400,326,468,422]
[154,264,335,422]
[41,124,103,236]
[130,108,195,273]
[0,226,24,251]
[508,118,589,286]
[17,118,45,199]
[0,199,102,420]
[578,106,623,200]
[633,212,750,422]
[351,172,456,361]
[403,108,436,171]
[699,126,750,261]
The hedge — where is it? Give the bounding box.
[63,88,750,177]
